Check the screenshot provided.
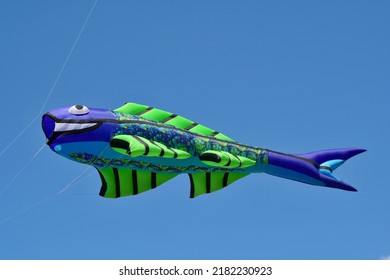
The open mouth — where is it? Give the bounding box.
[42,113,101,145]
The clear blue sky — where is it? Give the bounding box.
[0,0,389,260]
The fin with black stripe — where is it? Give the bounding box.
[114,102,234,141]
[199,150,256,168]
[110,134,191,159]
[188,172,249,198]
[97,168,176,198]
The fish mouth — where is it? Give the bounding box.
[42,113,101,146]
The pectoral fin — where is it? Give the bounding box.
[189,172,248,198]
[98,167,176,198]
[199,150,256,168]
[110,135,191,159]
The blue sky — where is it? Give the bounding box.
[0,0,389,260]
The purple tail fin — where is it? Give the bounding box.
[297,148,366,165]
[298,148,366,191]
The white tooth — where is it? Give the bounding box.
[54,122,97,132]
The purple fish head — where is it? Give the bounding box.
[42,105,117,150]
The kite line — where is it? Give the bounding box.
[0,143,46,196]
[0,0,98,158]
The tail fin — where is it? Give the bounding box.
[299,148,366,191]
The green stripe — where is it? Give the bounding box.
[191,173,207,197]
[137,171,152,193]
[118,168,133,196]
[227,173,248,185]
[189,124,215,136]
[185,122,198,130]
[166,147,178,158]
[233,155,242,168]
[224,156,231,167]
[98,168,117,198]
[160,114,177,123]
[156,173,176,185]
[132,135,150,155]
[214,133,233,141]
[165,116,194,128]
[140,108,172,122]
[210,172,226,192]
[150,140,165,156]
[115,103,149,115]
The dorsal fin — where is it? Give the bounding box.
[114,102,234,141]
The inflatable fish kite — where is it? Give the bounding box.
[42,103,365,198]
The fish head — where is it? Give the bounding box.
[42,105,116,152]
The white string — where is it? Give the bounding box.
[0,143,46,196]
[0,0,98,158]
[0,169,93,224]
[57,165,93,195]
[57,143,109,194]
[0,144,109,224]
[0,194,57,224]
[0,166,97,224]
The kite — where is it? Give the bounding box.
[42,103,365,198]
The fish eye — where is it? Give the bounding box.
[68,105,89,115]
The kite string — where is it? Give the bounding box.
[56,143,109,195]
[0,143,109,224]
[57,165,93,195]
[0,194,57,224]
[0,143,46,196]
[0,168,94,224]
[0,165,96,224]
[0,0,98,158]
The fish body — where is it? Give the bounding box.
[42,103,365,198]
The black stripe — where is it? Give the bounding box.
[185,122,198,130]
[160,114,177,123]
[167,147,178,158]
[113,168,121,198]
[234,155,242,168]
[151,172,157,189]
[110,138,129,150]
[159,147,165,157]
[199,152,221,163]
[206,172,211,193]
[136,106,153,115]
[189,174,195,198]
[224,156,231,167]
[320,166,333,172]
[210,131,219,137]
[97,169,108,196]
[133,135,149,155]
[150,140,165,157]
[132,170,139,195]
[223,173,229,187]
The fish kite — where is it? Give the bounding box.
[42,103,365,198]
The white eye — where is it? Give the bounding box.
[68,105,89,115]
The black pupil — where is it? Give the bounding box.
[75,105,84,110]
